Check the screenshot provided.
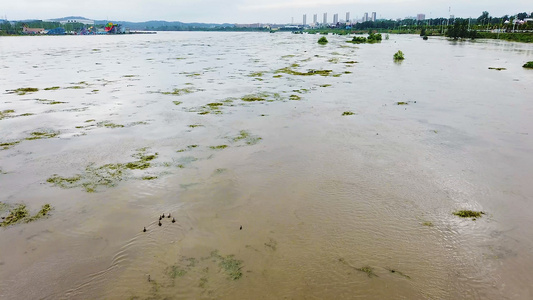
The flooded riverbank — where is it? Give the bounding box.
[1,32,532,299]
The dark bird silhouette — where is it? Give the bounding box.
[143,227,147,232]
[172,217,176,223]
[240,225,242,230]
[158,220,162,226]
[167,213,171,218]
[159,215,162,221]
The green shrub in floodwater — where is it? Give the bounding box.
[342,111,355,116]
[522,61,533,69]
[367,33,382,43]
[0,204,52,227]
[394,50,405,61]
[318,36,329,44]
[423,35,428,40]
[453,210,484,219]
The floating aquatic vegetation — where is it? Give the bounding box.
[6,88,39,95]
[0,141,21,150]
[188,124,204,128]
[328,58,340,63]
[343,61,358,64]
[160,88,194,96]
[85,119,95,123]
[0,109,15,120]
[210,250,243,280]
[281,54,295,59]
[357,266,378,278]
[173,101,182,105]
[248,71,265,77]
[44,86,60,90]
[396,101,408,105]
[275,67,333,77]
[488,67,506,71]
[209,145,228,150]
[97,121,124,128]
[0,204,52,227]
[167,265,187,278]
[37,99,67,105]
[231,130,262,145]
[241,95,265,102]
[289,94,301,101]
[142,176,158,180]
[273,75,282,78]
[320,84,332,87]
[453,210,484,219]
[25,130,59,140]
[47,148,159,192]
[122,75,137,78]
[342,111,355,116]
[65,85,85,89]
[422,221,434,227]
[264,238,277,251]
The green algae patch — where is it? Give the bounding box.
[357,266,378,278]
[0,204,53,227]
[47,174,82,188]
[97,121,125,128]
[522,61,533,68]
[173,101,182,105]
[25,130,59,140]
[231,130,262,145]
[289,94,301,101]
[453,210,484,219]
[209,145,228,150]
[210,250,243,280]
[44,86,60,90]
[241,95,266,102]
[342,111,355,116]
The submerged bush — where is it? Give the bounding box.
[523,61,533,69]
[318,37,329,45]
[453,210,484,218]
[393,50,405,61]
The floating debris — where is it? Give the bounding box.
[342,111,355,116]
[453,210,484,219]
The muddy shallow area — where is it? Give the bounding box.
[1,32,532,299]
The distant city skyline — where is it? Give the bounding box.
[1,0,531,23]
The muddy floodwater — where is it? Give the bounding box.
[1,32,533,299]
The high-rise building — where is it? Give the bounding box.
[333,13,339,24]
[363,12,368,22]
[417,14,425,21]
[313,14,317,24]
[371,12,376,22]
[323,13,327,24]
[346,12,350,23]
[303,14,307,25]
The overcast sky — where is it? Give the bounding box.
[2,0,531,23]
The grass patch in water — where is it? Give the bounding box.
[44,86,60,90]
[343,61,358,64]
[273,75,282,78]
[396,101,408,105]
[209,145,228,150]
[0,204,53,227]
[241,95,265,102]
[342,111,355,116]
[357,266,378,278]
[142,176,157,180]
[173,101,182,105]
[37,99,67,105]
[97,121,125,128]
[207,102,223,107]
[65,86,84,89]
[161,88,194,96]
[188,124,204,128]
[167,266,187,278]
[289,94,301,101]
[25,130,59,140]
[0,109,15,120]
[231,130,262,145]
[453,210,484,219]
[10,87,39,95]
[210,250,243,280]
[422,221,434,227]
[1,141,21,150]
[248,71,264,77]
[488,67,506,71]
[275,67,333,77]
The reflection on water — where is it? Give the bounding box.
[1,32,532,299]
